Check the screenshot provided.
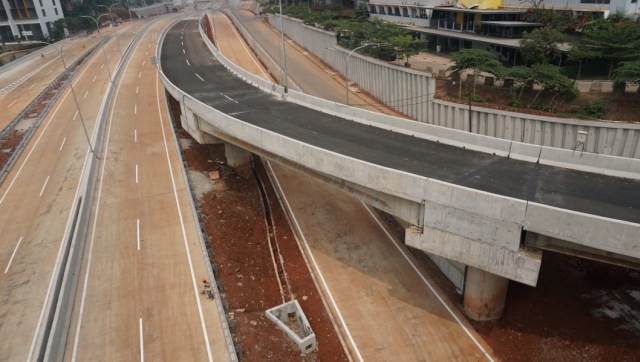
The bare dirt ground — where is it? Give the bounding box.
[168,97,347,361]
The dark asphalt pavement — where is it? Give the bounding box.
[161,20,640,224]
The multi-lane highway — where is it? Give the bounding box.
[64,16,231,361]
[0,27,137,361]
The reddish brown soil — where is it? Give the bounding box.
[0,130,23,170]
[167,96,347,361]
[436,78,640,122]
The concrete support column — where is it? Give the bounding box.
[224,142,252,177]
[463,266,509,321]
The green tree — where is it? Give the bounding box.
[528,64,577,108]
[571,18,640,78]
[448,49,504,97]
[612,61,640,93]
[520,25,564,65]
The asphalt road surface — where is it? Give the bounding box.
[162,19,640,224]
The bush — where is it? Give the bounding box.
[583,99,607,119]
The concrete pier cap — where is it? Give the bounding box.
[463,266,509,321]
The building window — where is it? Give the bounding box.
[53,0,56,5]
[39,0,43,6]
[632,0,637,3]
[54,8,58,15]
[42,9,46,17]
[580,0,610,3]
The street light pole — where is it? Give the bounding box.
[277,0,288,93]
[81,14,110,33]
[345,43,374,105]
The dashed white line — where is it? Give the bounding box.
[136,218,141,251]
[28,83,36,90]
[181,41,184,46]
[136,86,139,94]
[186,59,190,66]
[73,110,78,120]
[134,104,137,115]
[8,99,17,108]
[135,164,139,184]
[145,51,148,56]
[4,236,23,274]
[107,54,111,59]
[142,60,146,66]
[134,129,138,143]
[196,74,204,82]
[100,64,104,69]
[139,318,144,361]
[59,137,67,151]
[92,75,97,82]
[83,90,88,99]
[138,71,142,78]
[182,49,185,54]
[39,176,50,197]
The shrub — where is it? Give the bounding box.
[583,99,607,119]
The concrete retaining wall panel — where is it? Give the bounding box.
[524,203,640,259]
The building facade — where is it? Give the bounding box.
[0,0,64,41]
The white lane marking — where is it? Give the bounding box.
[29,83,36,90]
[134,129,137,143]
[195,74,204,82]
[39,176,50,197]
[8,99,17,108]
[100,63,104,69]
[186,59,190,66]
[92,75,97,82]
[145,51,148,56]
[134,104,137,115]
[155,65,213,361]
[181,41,184,46]
[83,90,88,99]
[222,94,238,104]
[223,15,271,80]
[138,71,142,78]
[4,237,23,273]
[137,218,141,250]
[267,161,364,361]
[108,53,111,60]
[142,60,146,66]
[135,164,139,184]
[136,86,139,94]
[182,49,185,54]
[73,110,78,121]
[139,318,144,361]
[59,137,67,151]
[362,204,494,361]
[71,42,137,358]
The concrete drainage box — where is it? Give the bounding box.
[265,300,317,353]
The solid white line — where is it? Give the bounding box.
[139,318,144,362]
[155,64,213,361]
[267,162,364,362]
[186,59,190,66]
[134,104,137,114]
[134,129,138,143]
[195,74,204,82]
[83,90,88,99]
[92,75,97,82]
[137,218,140,250]
[224,16,270,80]
[73,110,78,120]
[136,86,139,94]
[59,137,67,151]
[4,236,23,273]
[8,99,17,108]
[39,175,50,197]
[362,204,494,361]
[135,164,139,184]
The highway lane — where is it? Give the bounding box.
[66,16,231,361]
[0,26,141,360]
[163,19,640,224]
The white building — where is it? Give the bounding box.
[0,0,64,41]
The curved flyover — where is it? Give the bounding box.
[158,18,640,318]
